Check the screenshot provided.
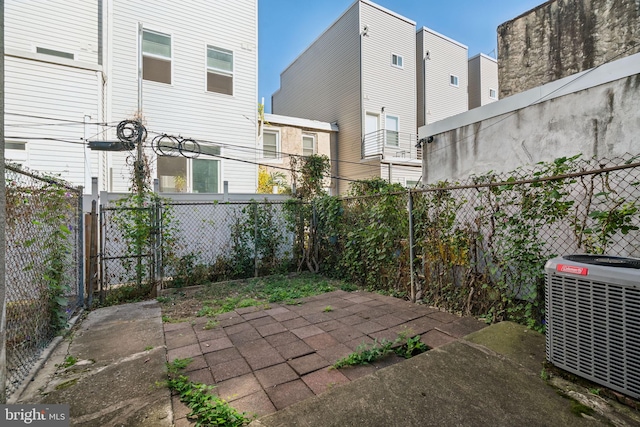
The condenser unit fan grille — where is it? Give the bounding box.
[546,262,640,399]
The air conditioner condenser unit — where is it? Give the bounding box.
[545,254,640,398]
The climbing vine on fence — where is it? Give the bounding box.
[6,176,77,333]
[309,155,640,331]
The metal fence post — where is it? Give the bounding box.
[99,206,105,306]
[155,197,162,288]
[77,186,84,308]
[408,190,416,303]
[254,202,258,278]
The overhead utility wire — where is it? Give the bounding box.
[6,112,117,127]
[144,129,384,173]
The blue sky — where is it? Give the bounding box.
[258,0,543,112]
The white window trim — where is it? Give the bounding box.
[5,140,28,164]
[489,88,497,99]
[141,27,174,85]
[262,128,281,162]
[450,74,459,87]
[192,157,222,193]
[302,133,316,157]
[157,156,222,193]
[384,114,400,147]
[205,44,235,96]
[391,53,403,69]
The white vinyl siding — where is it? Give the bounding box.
[109,0,258,193]
[272,2,361,193]
[5,56,101,187]
[6,0,100,64]
[381,163,422,186]
[417,27,468,125]
[361,1,416,147]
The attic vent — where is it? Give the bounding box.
[36,47,74,60]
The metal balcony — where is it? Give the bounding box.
[361,129,422,161]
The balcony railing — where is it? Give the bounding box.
[362,129,422,161]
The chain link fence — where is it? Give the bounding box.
[312,154,640,327]
[97,154,640,329]
[5,164,83,398]
[99,198,296,299]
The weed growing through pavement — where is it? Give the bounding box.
[203,320,219,330]
[323,306,333,312]
[161,315,189,323]
[540,368,550,381]
[166,358,250,427]
[60,355,77,368]
[332,332,428,369]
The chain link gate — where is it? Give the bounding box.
[99,201,161,304]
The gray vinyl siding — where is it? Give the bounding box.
[5,56,101,186]
[469,54,498,109]
[382,163,422,185]
[361,1,416,135]
[108,0,258,192]
[417,32,426,127]
[480,55,499,106]
[6,0,100,64]
[468,55,482,109]
[272,3,361,193]
[418,28,468,124]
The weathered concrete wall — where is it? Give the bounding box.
[422,73,640,184]
[498,0,640,98]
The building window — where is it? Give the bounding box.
[303,134,315,157]
[207,46,233,95]
[385,115,399,147]
[450,74,459,87]
[142,29,172,84]
[406,180,421,188]
[158,146,221,193]
[158,156,187,192]
[6,140,27,164]
[263,130,279,159]
[36,47,74,60]
[192,159,220,193]
[391,54,403,68]
[489,88,497,99]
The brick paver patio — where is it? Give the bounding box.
[166,290,486,426]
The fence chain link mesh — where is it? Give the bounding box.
[100,199,295,296]
[98,155,640,329]
[5,164,82,398]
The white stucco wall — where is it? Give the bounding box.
[420,52,640,184]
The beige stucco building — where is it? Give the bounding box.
[260,113,338,193]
